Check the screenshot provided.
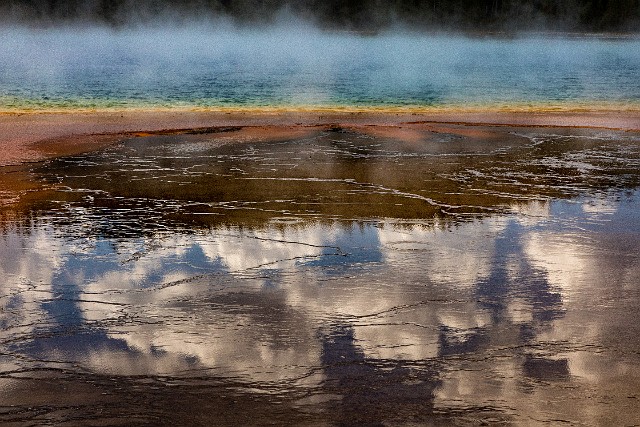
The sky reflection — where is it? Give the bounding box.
[1,125,640,424]
[1,190,639,424]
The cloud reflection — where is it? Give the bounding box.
[1,191,640,424]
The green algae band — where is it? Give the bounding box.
[1,28,639,112]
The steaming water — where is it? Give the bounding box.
[1,27,640,110]
[2,25,640,426]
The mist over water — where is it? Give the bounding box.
[2,13,640,422]
[1,25,639,110]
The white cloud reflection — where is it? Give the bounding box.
[1,193,639,422]
[0,223,61,340]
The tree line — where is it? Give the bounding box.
[2,0,639,32]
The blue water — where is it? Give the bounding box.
[1,27,639,110]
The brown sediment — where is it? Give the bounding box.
[0,108,639,164]
[0,165,39,206]
[1,109,639,167]
[353,122,508,146]
[0,108,638,214]
[0,114,335,215]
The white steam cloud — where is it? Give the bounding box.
[0,25,639,110]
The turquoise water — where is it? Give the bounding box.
[1,27,639,110]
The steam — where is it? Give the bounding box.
[1,0,639,32]
[0,23,639,110]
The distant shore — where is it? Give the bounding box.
[1,108,639,167]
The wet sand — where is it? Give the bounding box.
[1,109,640,426]
[2,108,639,166]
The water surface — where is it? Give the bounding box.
[1,125,640,425]
[1,28,639,110]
